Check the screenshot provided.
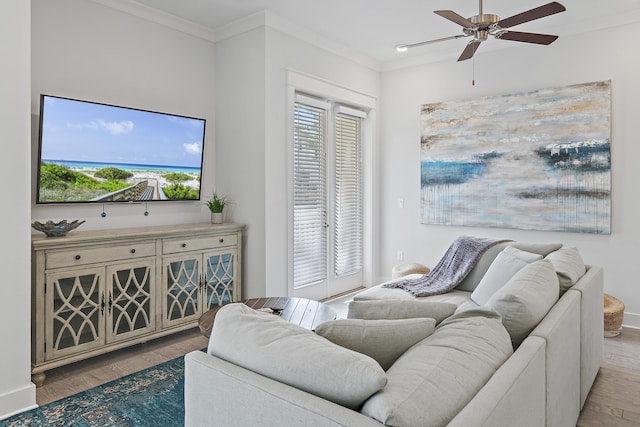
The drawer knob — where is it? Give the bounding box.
[131,249,136,254]
[182,243,187,248]
[219,238,224,243]
[75,255,81,260]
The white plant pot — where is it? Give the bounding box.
[210,212,223,224]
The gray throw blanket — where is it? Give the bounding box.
[383,236,510,297]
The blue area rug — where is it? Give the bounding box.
[1,355,188,426]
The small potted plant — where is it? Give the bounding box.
[205,192,229,224]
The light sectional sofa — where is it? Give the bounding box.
[184,241,603,427]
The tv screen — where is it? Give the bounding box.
[36,94,206,204]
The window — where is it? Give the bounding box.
[292,94,365,298]
[293,98,328,288]
[334,109,364,278]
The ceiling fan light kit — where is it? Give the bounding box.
[398,1,566,61]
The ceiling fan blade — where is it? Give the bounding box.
[497,2,566,29]
[434,10,476,28]
[458,40,482,61]
[400,34,469,51]
[497,31,559,45]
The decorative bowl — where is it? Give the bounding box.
[31,220,86,237]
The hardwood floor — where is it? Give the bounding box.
[36,328,208,405]
[578,327,640,426]
[35,318,640,427]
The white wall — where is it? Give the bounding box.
[379,22,640,326]
[214,27,267,299]
[2,0,215,416]
[0,0,37,419]
[214,23,380,298]
[31,0,216,230]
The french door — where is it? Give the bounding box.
[292,93,365,300]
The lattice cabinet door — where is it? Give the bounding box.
[203,249,238,310]
[44,267,106,361]
[162,254,202,328]
[106,259,156,344]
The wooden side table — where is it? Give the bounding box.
[198,297,337,338]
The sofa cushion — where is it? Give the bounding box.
[354,284,473,308]
[511,242,563,257]
[470,246,543,305]
[361,308,513,427]
[208,303,387,409]
[486,259,560,347]
[315,318,436,370]
[353,278,420,301]
[347,299,457,325]
[545,247,586,296]
[455,241,562,292]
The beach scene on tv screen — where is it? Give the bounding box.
[38,96,205,203]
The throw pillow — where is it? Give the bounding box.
[485,259,559,347]
[361,307,513,427]
[347,299,457,325]
[315,318,436,370]
[455,241,511,292]
[545,247,586,296]
[470,246,543,305]
[208,303,387,409]
[455,242,562,292]
[438,306,503,324]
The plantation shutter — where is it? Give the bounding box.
[293,96,328,288]
[334,107,365,277]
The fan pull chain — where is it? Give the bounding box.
[472,48,476,86]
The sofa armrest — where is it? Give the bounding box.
[448,336,546,427]
[531,290,581,427]
[184,351,382,427]
[569,265,604,407]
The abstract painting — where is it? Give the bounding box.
[420,80,611,234]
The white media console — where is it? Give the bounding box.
[31,222,244,386]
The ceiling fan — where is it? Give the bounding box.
[397,1,566,61]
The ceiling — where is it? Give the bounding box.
[128,0,640,68]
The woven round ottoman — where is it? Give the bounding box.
[392,262,430,279]
[604,293,624,337]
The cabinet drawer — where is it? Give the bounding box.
[163,234,237,254]
[46,242,156,269]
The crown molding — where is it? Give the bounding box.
[214,10,381,72]
[79,1,640,72]
[212,10,267,42]
[263,11,381,72]
[87,2,380,71]
[89,0,217,43]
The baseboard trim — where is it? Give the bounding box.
[622,311,640,329]
[321,286,366,303]
[0,382,37,420]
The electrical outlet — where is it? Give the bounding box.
[397,198,404,209]
[397,250,404,261]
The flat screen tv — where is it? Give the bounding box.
[36,94,206,204]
